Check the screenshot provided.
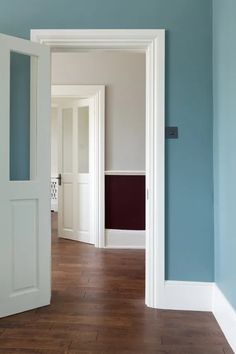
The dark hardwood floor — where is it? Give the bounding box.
[0,213,232,353]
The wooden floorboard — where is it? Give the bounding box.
[0,213,233,354]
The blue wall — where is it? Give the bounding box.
[213,0,236,309]
[0,0,214,281]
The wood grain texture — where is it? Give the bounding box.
[0,213,232,353]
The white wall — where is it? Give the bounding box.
[51,52,146,171]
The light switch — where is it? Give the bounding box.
[165,127,178,139]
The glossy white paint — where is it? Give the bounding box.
[0,33,51,317]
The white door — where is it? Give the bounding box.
[58,98,93,244]
[0,34,51,317]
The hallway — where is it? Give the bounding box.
[0,213,232,353]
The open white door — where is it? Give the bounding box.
[0,34,51,317]
[58,98,94,244]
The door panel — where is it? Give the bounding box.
[78,106,89,173]
[63,183,73,230]
[77,174,90,242]
[0,33,51,317]
[77,104,90,243]
[58,105,74,240]
[11,200,38,292]
[62,108,73,173]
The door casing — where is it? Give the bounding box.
[31,29,165,309]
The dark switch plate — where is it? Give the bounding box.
[165,127,178,139]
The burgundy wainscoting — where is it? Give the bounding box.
[105,175,145,230]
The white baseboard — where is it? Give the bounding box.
[163,282,236,352]
[163,281,213,312]
[105,229,145,249]
[213,284,236,353]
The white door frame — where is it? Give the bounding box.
[31,29,165,309]
[51,85,105,248]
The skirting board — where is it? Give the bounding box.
[163,281,213,312]
[105,229,145,249]
[213,285,236,353]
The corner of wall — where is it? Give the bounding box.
[213,284,236,353]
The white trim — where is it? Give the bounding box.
[31,29,165,309]
[145,29,165,309]
[105,229,145,249]
[51,85,105,248]
[213,285,236,353]
[105,170,145,176]
[31,29,165,52]
[51,84,105,98]
[163,281,213,312]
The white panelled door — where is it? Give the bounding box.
[0,34,51,317]
[58,99,94,244]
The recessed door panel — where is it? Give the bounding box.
[78,106,89,174]
[77,177,89,234]
[11,199,38,294]
[63,183,73,230]
[62,108,73,174]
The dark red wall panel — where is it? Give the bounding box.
[105,175,145,230]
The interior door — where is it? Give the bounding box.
[0,34,51,317]
[58,98,93,244]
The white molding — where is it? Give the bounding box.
[213,285,236,353]
[105,229,145,249]
[163,281,213,312]
[145,29,165,309]
[105,170,145,176]
[51,85,105,248]
[31,29,165,309]
[31,29,166,52]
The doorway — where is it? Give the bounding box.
[32,29,165,309]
